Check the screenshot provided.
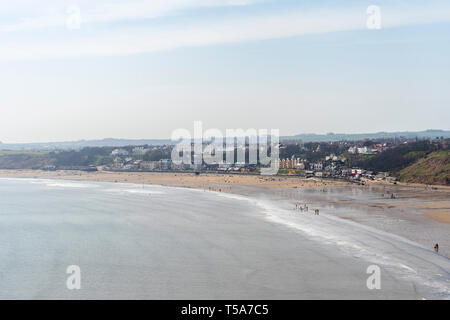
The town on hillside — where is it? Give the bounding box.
[101,136,448,185]
[0,136,447,185]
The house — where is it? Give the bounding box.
[279,157,305,170]
[351,168,365,175]
[132,147,149,156]
[123,163,137,170]
[325,154,338,161]
[348,146,357,154]
[295,162,305,170]
[305,170,314,177]
[172,162,187,171]
[113,157,125,168]
[159,159,172,170]
[140,161,159,170]
[111,148,129,156]
[314,171,323,177]
[357,147,376,154]
[312,162,323,171]
[218,163,232,171]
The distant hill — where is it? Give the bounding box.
[0,129,449,150]
[0,138,172,151]
[281,129,450,142]
[398,150,450,185]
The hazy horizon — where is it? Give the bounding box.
[0,128,448,145]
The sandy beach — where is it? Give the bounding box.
[0,169,349,190]
[0,169,449,225]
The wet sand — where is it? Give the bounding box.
[256,185,450,258]
[0,170,449,224]
[0,169,448,223]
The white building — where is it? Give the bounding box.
[140,161,159,170]
[111,148,129,156]
[348,147,357,154]
[159,159,172,170]
[132,147,149,156]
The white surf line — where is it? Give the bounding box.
[261,200,450,298]
[103,188,165,195]
[211,190,450,298]
[0,177,100,188]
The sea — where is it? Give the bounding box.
[0,178,448,299]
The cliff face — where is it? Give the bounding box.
[398,150,450,185]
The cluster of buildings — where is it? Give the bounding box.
[347,143,390,155]
[279,157,306,170]
[107,144,397,183]
[279,154,345,175]
[111,147,152,157]
[107,157,256,173]
[338,168,394,182]
[110,158,182,172]
[276,153,396,182]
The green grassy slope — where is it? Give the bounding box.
[398,150,450,185]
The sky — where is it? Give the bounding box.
[0,0,449,143]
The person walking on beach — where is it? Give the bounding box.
[434,243,439,253]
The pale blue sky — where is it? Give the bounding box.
[0,0,449,143]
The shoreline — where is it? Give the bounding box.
[0,169,449,226]
[0,169,352,190]
[1,168,450,189]
[1,169,449,262]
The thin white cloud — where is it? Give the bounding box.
[0,1,449,60]
[0,0,266,32]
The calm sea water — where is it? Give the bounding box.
[0,178,447,299]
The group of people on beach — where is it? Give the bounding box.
[293,202,441,253]
[294,203,308,212]
[294,203,319,215]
